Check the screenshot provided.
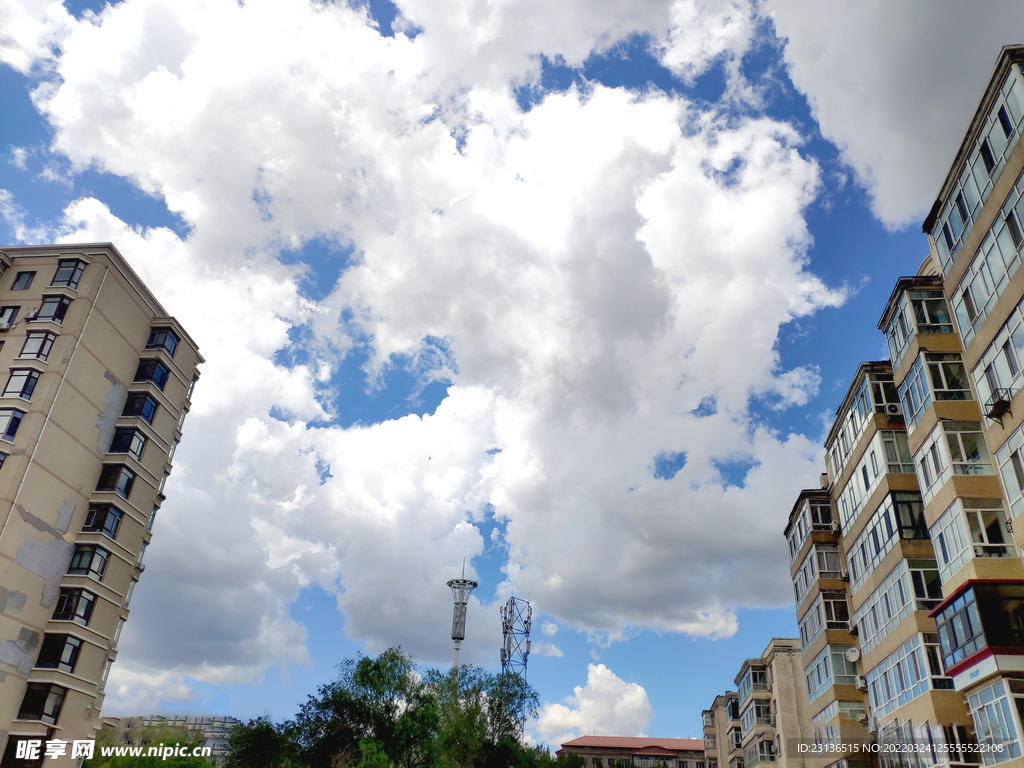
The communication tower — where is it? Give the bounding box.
[447,562,478,669]
[500,596,532,678]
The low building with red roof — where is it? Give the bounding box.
[557,735,705,767]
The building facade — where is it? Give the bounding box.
[704,692,742,768]
[558,736,705,767]
[0,244,201,766]
[783,44,1024,768]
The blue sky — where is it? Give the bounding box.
[1,0,1020,747]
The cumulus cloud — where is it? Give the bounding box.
[765,0,1024,228]
[533,664,653,744]
[5,0,849,708]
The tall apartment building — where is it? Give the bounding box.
[783,44,1024,768]
[704,639,821,768]
[0,244,201,765]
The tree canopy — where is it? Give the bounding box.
[223,648,568,768]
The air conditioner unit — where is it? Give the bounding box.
[855,676,867,691]
[830,521,840,534]
[857,715,869,725]
[885,403,904,418]
[0,322,10,332]
[847,621,859,636]
[840,569,850,582]
[23,310,38,321]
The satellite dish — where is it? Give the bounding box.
[845,647,861,663]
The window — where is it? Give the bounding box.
[146,327,179,357]
[157,472,168,496]
[124,579,137,609]
[113,618,125,647]
[729,727,742,750]
[11,271,35,290]
[167,440,178,463]
[794,544,841,603]
[703,711,716,729]
[967,679,1024,764]
[122,392,158,423]
[914,421,993,506]
[83,503,122,540]
[96,464,135,499]
[854,560,941,656]
[148,504,158,532]
[177,409,187,430]
[109,427,146,460]
[52,588,95,625]
[134,359,170,390]
[738,667,768,704]
[0,306,17,325]
[866,634,952,719]
[187,374,198,400]
[705,735,717,750]
[933,72,1024,274]
[36,295,71,323]
[99,657,113,693]
[19,331,56,361]
[50,258,85,289]
[805,645,857,704]
[35,634,82,673]
[884,289,954,366]
[926,353,971,400]
[2,368,39,400]
[951,167,1024,344]
[17,683,66,725]
[68,544,110,580]
[935,583,1024,672]
[848,492,926,592]
[0,408,24,441]
[800,591,849,649]
[972,292,1024,413]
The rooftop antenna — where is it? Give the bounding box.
[447,559,478,670]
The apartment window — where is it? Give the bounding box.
[935,583,1024,672]
[147,505,158,532]
[36,295,71,323]
[805,645,857,704]
[848,492,926,591]
[11,271,35,290]
[98,659,113,696]
[122,392,158,424]
[113,618,125,647]
[973,293,1024,413]
[17,683,66,725]
[50,258,85,289]
[927,353,971,400]
[854,560,941,656]
[757,741,774,764]
[900,357,932,426]
[2,368,40,401]
[68,544,110,580]
[137,541,147,566]
[794,544,841,603]
[157,472,168,496]
[124,579,136,609]
[705,736,717,750]
[177,409,187,430]
[96,464,136,499]
[187,374,198,399]
[134,359,170,390]
[167,440,178,463]
[914,421,993,507]
[703,711,716,729]
[109,426,146,460]
[19,331,56,360]
[967,679,1024,764]
[866,633,951,719]
[0,408,24,441]
[738,667,768,704]
[52,587,95,625]
[884,290,955,366]
[0,306,18,324]
[729,727,742,750]
[82,503,122,540]
[146,327,179,357]
[980,140,997,173]
[35,634,82,673]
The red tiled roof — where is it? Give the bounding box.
[561,736,705,751]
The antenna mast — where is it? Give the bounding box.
[447,560,478,670]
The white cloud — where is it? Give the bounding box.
[531,642,564,658]
[765,0,1024,228]
[8,0,847,707]
[0,0,74,73]
[533,664,653,745]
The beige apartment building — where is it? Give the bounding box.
[781,43,1024,768]
[0,244,201,766]
[704,638,823,768]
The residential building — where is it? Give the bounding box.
[100,715,240,764]
[703,692,741,768]
[781,44,1024,768]
[0,244,201,766]
[557,736,704,767]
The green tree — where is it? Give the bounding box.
[223,715,303,768]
